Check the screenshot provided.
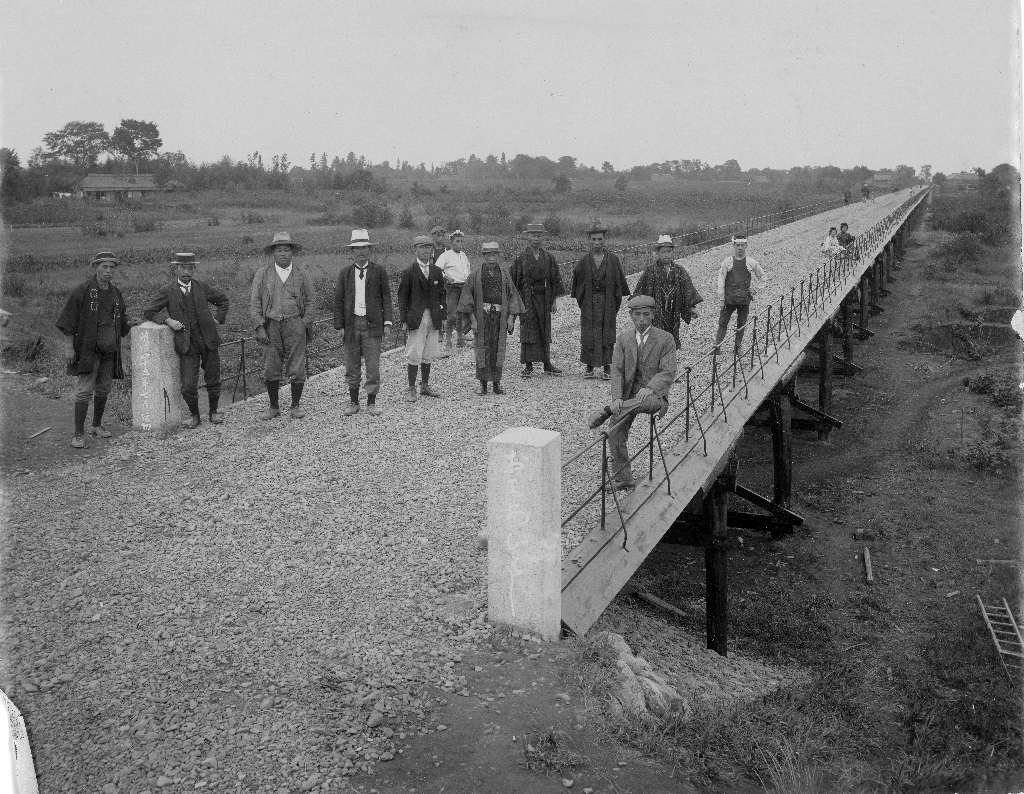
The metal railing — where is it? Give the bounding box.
[560,188,930,540]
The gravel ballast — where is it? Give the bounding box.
[0,190,917,792]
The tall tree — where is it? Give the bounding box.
[42,121,110,167]
[109,119,162,173]
[1,148,23,204]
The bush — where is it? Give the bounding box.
[131,215,162,233]
[351,197,393,229]
[207,216,220,227]
[542,214,563,236]
[514,214,534,232]
[965,371,1023,410]
[931,194,1016,246]
[935,233,983,270]
[240,210,268,224]
[398,203,415,229]
[241,235,255,245]
[2,273,28,298]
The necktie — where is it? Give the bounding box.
[357,267,366,280]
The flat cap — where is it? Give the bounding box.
[412,235,433,247]
[430,225,446,235]
[627,294,657,310]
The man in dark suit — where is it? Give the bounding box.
[334,229,393,417]
[397,235,447,402]
[589,295,677,490]
[143,252,230,428]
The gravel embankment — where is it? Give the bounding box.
[0,191,915,793]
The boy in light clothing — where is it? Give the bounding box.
[714,234,765,359]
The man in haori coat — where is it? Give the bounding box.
[572,221,629,380]
[457,241,524,395]
[511,222,565,378]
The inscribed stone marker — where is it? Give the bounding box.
[130,321,186,430]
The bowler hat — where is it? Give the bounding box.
[525,223,545,234]
[264,231,303,255]
[627,295,657,310]
[586,221,608,235]
[480,242,500,253]
[171,252,199,266]
[653,234,675,249]
[348,229,372,247]
[412,235,433,247]
[91,251,122,267]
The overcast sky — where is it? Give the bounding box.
[1,0,1020,174]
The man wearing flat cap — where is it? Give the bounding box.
[714,234,765,360]
[589,294,677,490]
[634,235,703,349]
[457,242,524,395]
[572,221,629,380]
[397,235,447,401]
[511,222,565,377]
[56,251,133,448]
[250,232,315,420]
[143,252,230,428]
[334,229,393,416]
[434,230,472,353]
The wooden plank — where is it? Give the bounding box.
[864,547,874,583]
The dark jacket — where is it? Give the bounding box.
[333,260,393,340]
[55,276,130,377]
[397,261,446,330]
[142,279,229,355]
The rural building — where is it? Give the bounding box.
[944,171,980,191]
[872,169,894,190]
[75,174,164,201]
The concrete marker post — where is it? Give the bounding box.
[130,321,185,431]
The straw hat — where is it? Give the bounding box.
[653,235,675,249]
[264,231,302,255]
[347,229,372,247]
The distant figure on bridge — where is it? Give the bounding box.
[837,222,856,252]
[511,222,565,378]
[435,230,472,354]
[843,188,852,205]
[821,227,846,256]
[457,242,524,395]
[633,234,703,349]
[588,295,677,491]
[333,229,393,417]
[714,234,765,360]
[56,251,133,449]
[572,221,630,380]
[398,235,447,402]
[861,183,872,202]
[143,252,229,429]
[251,232,315,420]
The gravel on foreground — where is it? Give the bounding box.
[0,191,917,793]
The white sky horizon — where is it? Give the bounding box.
[1,0,1021,176]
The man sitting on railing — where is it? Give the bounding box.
[587,295,677,491]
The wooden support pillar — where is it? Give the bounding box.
[885,243,896,282]
[703,477,729,657]
[842,294,855,363]
[769,390,793,515]
[817,322,834,441]
[859,273,870,329]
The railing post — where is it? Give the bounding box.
[685,366,692,441]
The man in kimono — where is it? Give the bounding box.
[572,222,629,380]
[143,252,230,429]
[56,251,133,448]
[633,235,703,349]
[588,295,677,490]
[511,222,565,377]
[457,242,524,395]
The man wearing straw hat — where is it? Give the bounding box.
[457,241,524,395]
[397,235,447,401]
[713,233,765,360]
[572,221,629,380]
[56,251,133,448]
[250,231,315,420]
[588,294,677,491]
[334,229,393,416]
[143,252,230,428]
[434,230,472,354]
[511,222,565,377]
[634,234,703,349]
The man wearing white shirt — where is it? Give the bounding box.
[334,229,393,416]
[714,234,766,359]
[435,230,472,352]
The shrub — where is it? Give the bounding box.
[240,210,268,224]
[514,214,534,232]
[398,203,415,229]
[207,216,220,227]
[542,214,563,236]
[351,197,393,229]
[935,233,983,270]
[131,215,163,233]
[241,235,255,245]
[468,210,485,233]
[2,273,28,298]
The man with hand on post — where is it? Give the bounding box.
[434,230,472,355]
[143,252,229,428]
[397,235,447,402]
[56,251,133,448]
[250,232,315,420]
[714,233,765,361]
[457,241,524,395]
[334,229,392,417]
[511,222,565,378]
[588,295,677,491]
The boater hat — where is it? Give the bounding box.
[264,231,303,255]
[348,229,372,247]
[525,222,545,234]
[171,252,199,266]
[627,295,657,310]
[653,234,675,249]
[412,235,433,247]
[481,242,500,253]
[91,251,122,267]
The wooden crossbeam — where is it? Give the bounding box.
[791,397,843,428]
[733,483,804,525]
[853,323,874,339]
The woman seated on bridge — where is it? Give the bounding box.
[821,227,846,255]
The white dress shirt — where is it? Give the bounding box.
[636,329,651,353]
[354,265,367,316]
[178,279,191,295]
[417,259,431,279]
[275,264,292,283]
[435,249,471,283]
